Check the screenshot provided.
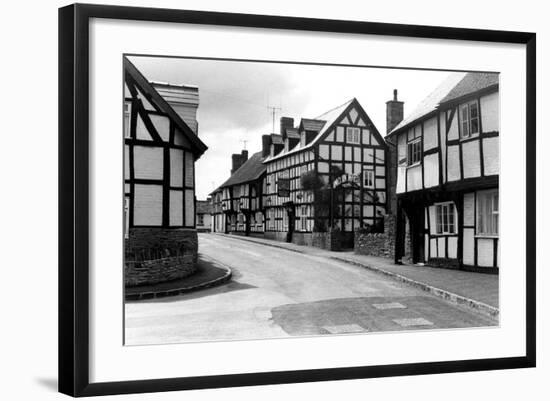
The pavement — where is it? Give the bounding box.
[124,233,497,345]
[212,233,499,311]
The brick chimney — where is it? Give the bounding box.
[386,89,404,134]
[280,117,294,136]
[385,89,404,216]
[231,149,248,174]
[262,135,271,158]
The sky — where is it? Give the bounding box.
[130,56,451,200]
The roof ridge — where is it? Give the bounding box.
[314,98,354,120]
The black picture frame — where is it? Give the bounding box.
[58,3,536,397]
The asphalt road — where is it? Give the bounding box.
[125,233,496,345]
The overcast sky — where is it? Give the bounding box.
[130,56,451,200]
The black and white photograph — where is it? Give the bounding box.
[122,55,500,345]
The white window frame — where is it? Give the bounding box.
[363,169,374,188]
[124,196,130,239]
[435,202,457,235]
[477,189,499,236]
[407,137,422,166]
[459,100,480,139]
[346,127,361,144]
[124,101,131,138]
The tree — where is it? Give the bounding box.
[300,166,344,232]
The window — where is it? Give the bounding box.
[124,196,130,239]
[346,127,360,144]
[477,190,499,236]
[363,169,374,188]
[124,101,131,138]
[301,206,308,231]
[460,100,480,138]
[436,202,456,234]
[407,138,422,166]
[197,214,204,226]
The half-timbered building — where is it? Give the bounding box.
[211,149,268,235]
[123,58,208,286]
[387,72,499,272]
[263,98,388,247]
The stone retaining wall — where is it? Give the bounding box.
[354,214,396,259]
[125,227,198,287]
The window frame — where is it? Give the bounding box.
[363,168,375,189]
[407,137,422,166]
[346,127,361,144]
[435,201,457,235]
[124,196,130,239]
[459,99,480,139]
[476,189,499,237]
[124,101,132,138]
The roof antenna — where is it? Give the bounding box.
[267,105,282,133]
[240,139,248,150]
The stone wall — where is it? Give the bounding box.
[354,214,396,259]
[125,227,198,287]
[312,230,343,251]
[291,232,314,247]
[264,230,344,251]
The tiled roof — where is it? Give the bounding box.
[300,118,326,132]
[285,128,300,138]
[196,200,212,214]
[388,72,499,136]
[270,134,283,144]
[389,73,466,135]
[217,151,267,188]
[264,98,354,162]
[439,72,499,104]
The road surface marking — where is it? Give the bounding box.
[393,318,434,327]
[372,302,407,310]
[323,324,367,334]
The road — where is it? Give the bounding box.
[125,233,496,345]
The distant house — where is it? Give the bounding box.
[211,98,388,249]
[386,72,499,272]
[196,199,213,232]
[211,149,267,236]
[123,58,207,286]
[263,98,388,248]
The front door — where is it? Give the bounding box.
[409,205,425,264]
[286,207,295,243]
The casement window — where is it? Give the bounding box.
[124,101,131,138]
[459,100,480,138]
[124,196,130,239]
[346,127,361,144]
[301,206,308,230]
[407,138,422,166]
[436,202,456,234]
[477,190,499,236]
[363,169,374,188]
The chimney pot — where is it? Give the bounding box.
[393,89,398,101]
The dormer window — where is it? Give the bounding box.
[346,127,360,144]
[459,100,480,139]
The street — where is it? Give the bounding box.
[125,233,497,345]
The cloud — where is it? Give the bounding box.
[129,56,450,199]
